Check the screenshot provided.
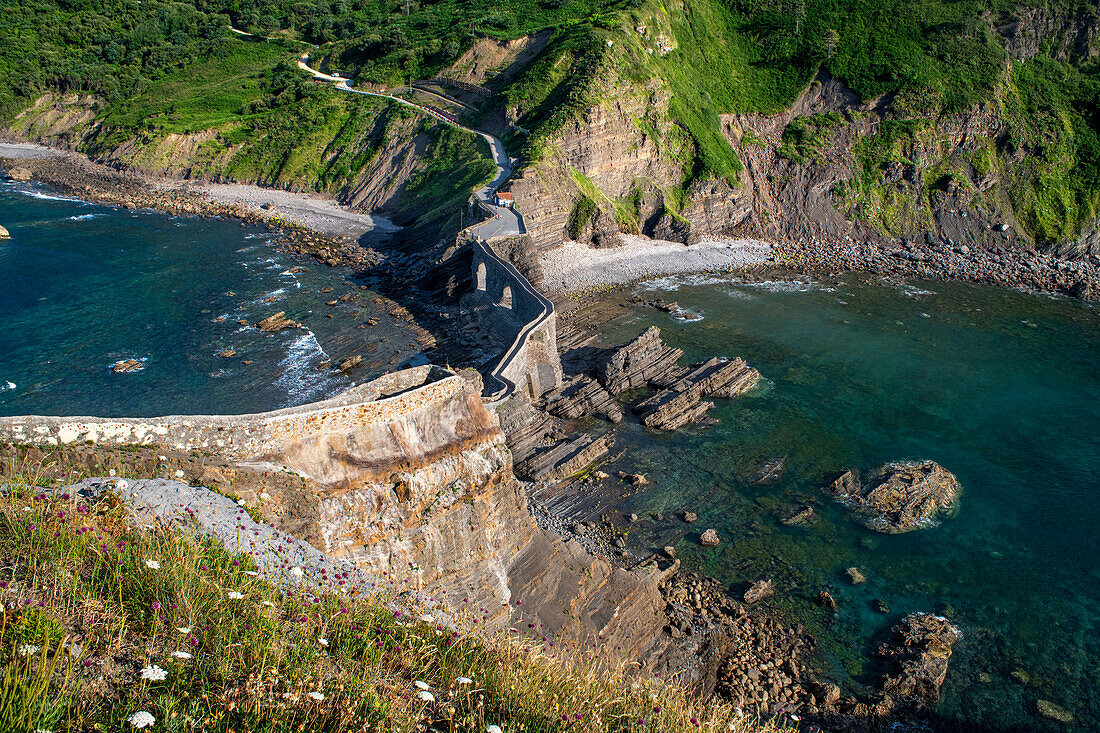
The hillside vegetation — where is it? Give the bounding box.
[1,0,1097,243]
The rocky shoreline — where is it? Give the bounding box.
[0,144,385,274]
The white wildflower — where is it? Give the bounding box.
[176,627,191,634]
[414,680,431,690]
[237,499,247,507]
[456,676,473,685]
[419,614,434,623]
[318,637,328,647]
[23,506,32,512]
[144,560,160,570]
[127,710,156,728]
[227,591,244,599]
[17,644,40,656]
[35,729,53,733]
[173,470,185,479]
[289,566,304,578]
[487,726,503,733]
[416,690,435,702]
[243,570,259,576]
[308,691,325,701]
[115,479,128,489]
[261,600,276,607]
[171,651,192,660]
[140,665,167,681]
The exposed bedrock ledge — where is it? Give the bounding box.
[0,364,668,669]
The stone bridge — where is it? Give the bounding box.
[469,239,561,402]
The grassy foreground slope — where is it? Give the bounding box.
[0,467,793,733]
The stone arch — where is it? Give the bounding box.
[476,261,487,291]
[500,285,513,309]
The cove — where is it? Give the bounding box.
[591,275,1099,731]
[0,182,420,417]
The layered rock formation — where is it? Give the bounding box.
[878,613,960,707]
[826,462,962,533]
[544,375,623,423]
[634,356,761,430]
[599,326,684,395]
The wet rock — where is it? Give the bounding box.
[756,456,786,484]
[682,511,698,523]
[634,356,759,430]
[825,462,961,533]
[256,311,302,332]
[744,579,774,604]
[110,359,143,373]
[873,598,891,614]
[599,327,685,395]
[237,319,250,326]
[627,513,639,523]
[7,167,31,182]
[781,505,815,526]
[816,591,837,610]
[218,349,236,358]
[545,375,624,423]
[878,613,960,706]
[618,471,649,486]
[663,545,676,558]
[0,225,9,240]
[337,355,362,372]
[847,567,867,585]
[812,681,842,707]
[1011,668,1031,684]
[700,529,720,547]
[1036,700,1074,724]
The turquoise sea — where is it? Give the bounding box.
[0,182,419,417]
[593,274,1099,731]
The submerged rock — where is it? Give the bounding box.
[700,529,720,547]
[825,461,961,533]
[743,579,774,604]
[847,567,867,585]
[256,311,302,332]
[781,504,815,526]
[1036,699,1075,724]
[337,355,362,372]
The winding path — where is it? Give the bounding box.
[297,54,552,402]
[297,54,524,240]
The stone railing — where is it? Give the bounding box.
[0,366,464,465]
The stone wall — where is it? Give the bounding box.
[470,238,562,401]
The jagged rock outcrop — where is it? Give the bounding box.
[517,433,614,481]
[256,311,302,332]
[599,327,684,395]
[634,357,760,430]
[496,398,556,465]
[878,613,960,707]
[826,462,961,533]
[544,374,623,423]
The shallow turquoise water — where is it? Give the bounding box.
[0,182,419,416]
[596,275,1099,730]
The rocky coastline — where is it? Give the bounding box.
[0,140,1069,730]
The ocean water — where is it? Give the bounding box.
[594,275,1099,730]
[0,182,420,417]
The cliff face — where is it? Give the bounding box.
[497,2,1099,270]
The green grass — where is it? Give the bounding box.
[98,38,295,134]
[777,112,847,164]
[0,470,795,733]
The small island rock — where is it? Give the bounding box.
[256,311,302,332]
[744,579,774,604]
[700,529,720,546]
[825,461,961,533]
